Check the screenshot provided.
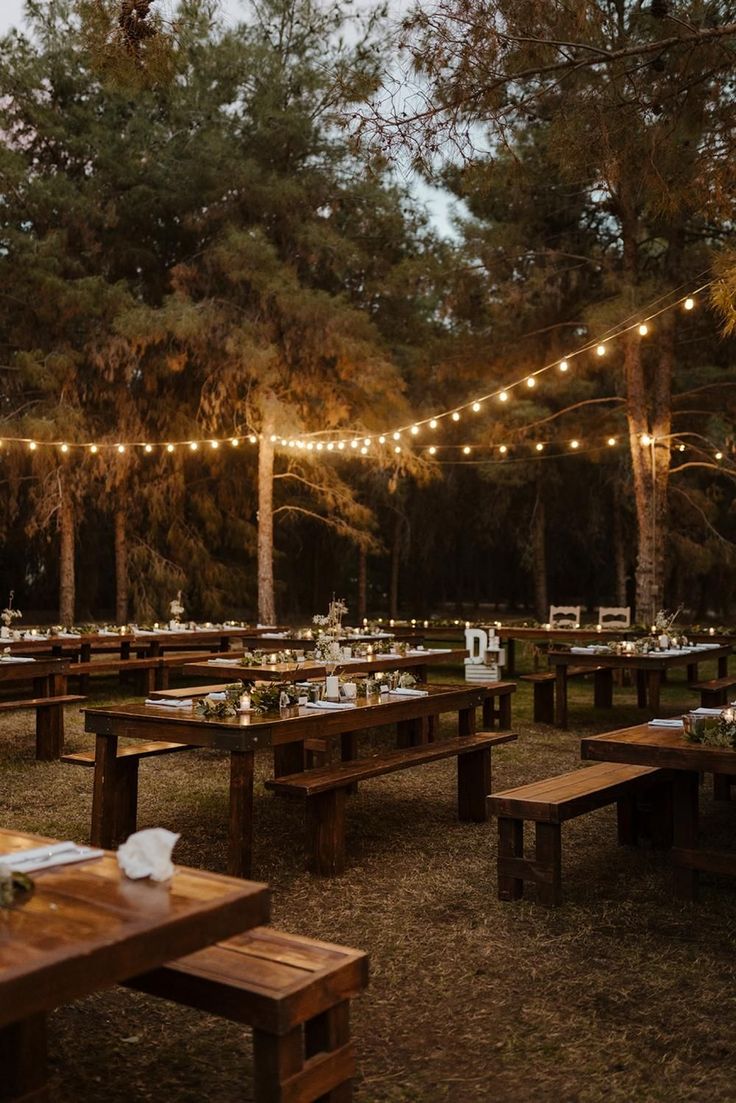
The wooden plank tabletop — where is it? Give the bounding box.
[0,827,269,1028]
[548,644,732,669]
[581,722,736,773]
[180,648,468,683]
[84,683,507,751]
[0,658,69,683]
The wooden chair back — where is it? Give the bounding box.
[598,606,630,628]
[548,606,581,628]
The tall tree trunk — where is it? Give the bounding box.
[357,546,367,621]
[58,476,75,625]
[257,428,276,625]
[612,490,627,607]
[114,507,128,624]
[389,513,403,619]
[530,486,547,621]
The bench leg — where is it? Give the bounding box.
[155,666,170,691]
[535,822,562,907]
[497,817,524,901]
[0,1013,49,1103]
[307,790,346,876]
[305,1002,354,1102]
[35,704,64,761]
[534,681,554,724]
[647,782,674,849]
[253,1002,355,1103]
[457,746,491,822]
[114,758,140,842]
[253,1025,302,1103]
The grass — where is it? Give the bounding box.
[3,647,736,1101]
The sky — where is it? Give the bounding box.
[0,0,459,237]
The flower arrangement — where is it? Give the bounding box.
[1,591,22,630]
[195,682,247,719]
[250,682,301,714]
[683,707,736,749]
[169,590,185,621]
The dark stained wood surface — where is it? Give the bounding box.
[581,722,736,773]
[0,658,69,683]
[0,827,269,1029]
[180,648,468,684]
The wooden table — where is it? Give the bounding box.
[0,826,269,1101]
[496,626,633,675]
[581,723,736,900]
[179,648,468,685]
[0,657,71,759]
[547,645,732,728]
[84,683,511,878]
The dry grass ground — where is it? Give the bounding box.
[3,650,736,1102]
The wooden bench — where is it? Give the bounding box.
[520,665,612,723]
[126,925,368,1103]
[690,675,736,708]
[487,762,672,906]
[62,741,192,841]
[0,694,86,760]
[266,731,517,875]
[69,655,161,694]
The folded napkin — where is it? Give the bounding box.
[389,687,429,697]
[648,718,684,728]
[260,632,288,638]
[144,697,193,709]
[690,707,725,716]
[570,646,602,654]
[207,657,240,665]
[117,828,179,882]
[56,632,81,638]
[0,840,103,873]
[205,691,227,701]
[0,655,36,663]
[305,700,357,710]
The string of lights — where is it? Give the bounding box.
[0,282,713,457]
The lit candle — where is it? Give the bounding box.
[240,691,251,711]
[465,621,471,629]
[390,618,395,628]
[709,627,716,636]
[411,618,417,626]
[423,620,429,629]
[596,624,602,633]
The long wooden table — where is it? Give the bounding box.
[581,723,736,900]
[179,648,468,685]
[547,645,732,728]
[496,626,632,675]
[0,827,269,1101]
[0,657,71,759]
[84,682,513,878]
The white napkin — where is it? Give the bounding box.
[0,655,36,663]
[305,700,357,710]
[690,707,724,716]
[389,687,429,697]
[570,646,603,654]
[0,840,103,873]
[144,697,193,709]
[117,828,179,882]
[207,658,240,665]
[260,632,287,638]
[205,691,227,701]
[648,718,684,728]
[56,632,81,638]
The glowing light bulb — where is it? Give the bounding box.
[451,411,460,421]
[570,439,580,449]
[716,451,724,460]
[499,445,508,455]
[364,438,371,446]
[351,439,359,448]
[463,446,471,455]
[338,442,345,450]
[378,436,386,444]
[167,443,175,453]
[596,344,606,357]
[472,401,481,412]
[90,444,98,454]
[306,442,313,450]
[270,434,278,442]
[189,441,198,451]
[684,297,695,311]
[316,442,323,450]
[429,419,438,429]
[607,437,616,447]
[678,443,685,452]
[640,433,652,446]
[499,391,508,402]
[327,442,334,451]
[60,443,68,453]
[117,444,126,453]
[297,440,305,449]
[559,360,569,372]
[535,443,544,452]
[411,425,419,435]
[393,431,401,440]
[638,323,649,336]
[360,446,368,455]
[428,446,437,455]
[394,445,401,454]
[526,377,536,388]
[144,444,152,453]
[29,441,36,450]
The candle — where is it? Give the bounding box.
[423,620,429,628]
[240,691,251,711]
[390,618,395,628]
[325,674,340,700]
[411,618,416,626]
[543,623,551,631]
[709,627,716,636]
[363,617,368,627]
[596,624,602,633]
[465,621,471,629]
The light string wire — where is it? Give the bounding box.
[0,279,714,456]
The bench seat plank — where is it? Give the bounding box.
[0,695,85,711]
[488,763,661,823]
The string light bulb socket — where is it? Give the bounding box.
[451,412,460,421]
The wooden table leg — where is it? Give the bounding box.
[594,667,613,708]
[0,1013,49,1103]
[636,670,648,708]
[458,704,476,738]
[647,670,661,711]
[719,654,729,677]
[672,770,699,901]
[228,749,255,878]
[273,741,305,778]
[554,665,568,728]
[397,717,427,747]
[91,733,120,848]
[457,743,491,821]
[687,662,698,683]
[33,675,63,761]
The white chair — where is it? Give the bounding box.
[598,606,630,628]
[548,606,581,629]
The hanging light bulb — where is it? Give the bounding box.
[338,442,345,450]
[715,451,724,461]
[472,402,481,412]
[167,443,175,453]
[526,377,536,388]
[570,439,580,449]
[60,443,68,453]
[684,297,695,311]
[640,433,652,446]
[116,444,126,454]
[144,444,152,453]
[638,323,649,336]
[499,445,508,455]
[327,442,335,451]
[499,391,509,403]
[360,446,368,455]
[463,446,471,455]
[535,443,544,452]
[429,446,437,455]
[90,444,98,454]
[393,431,401,440]
[29,441,37,451]
[596,344,606,357]
[316,442,323,451]
[209,439,218,449]
[394,445,401,454]
[678,443,685,452]
[364,438,371,447]
[270,434,278,442]
[451,412,460,421]
[351,439,359,448]
[607,437,617,447]
[189,441,198,451]
[429,419,438,429]
[411,425,419,435]
[378,435,386,444]
[306,442,314,450]
[559,360,569,372]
